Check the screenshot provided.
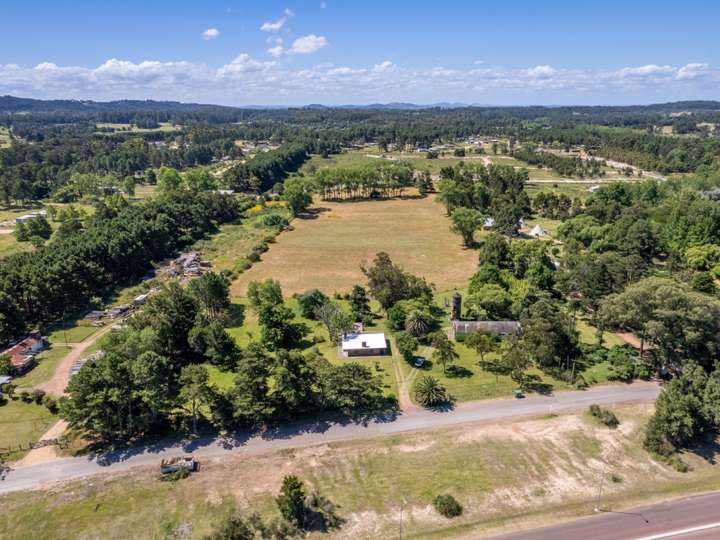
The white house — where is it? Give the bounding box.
[529,224,547,238]
[483,217,496,229]
[341,332,389,357]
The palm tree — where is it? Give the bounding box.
[405,309,432,337]
[413,376,451,407]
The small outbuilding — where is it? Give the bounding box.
[450,320,522,340]
[529,224,547,238]
[341,332,389,357]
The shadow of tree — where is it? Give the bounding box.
[445,365,474,378]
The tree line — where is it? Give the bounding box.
[0,191,240,345]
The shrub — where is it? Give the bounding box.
[413,376,451,407]
[610,473,623,483]
[19,391,32,403]
[297,289,330,320]
[262,213,289,228]
[43,395,58,414]
[433,494,463,518]
[32,389,46,405]
[160,468,190,482]
[589,404,619,428]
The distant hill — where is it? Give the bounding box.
[0,95,237,113]
[1,95,718,114]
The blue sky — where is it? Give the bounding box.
[1,0,718,105]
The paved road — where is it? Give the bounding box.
[0,381,660,495]
[484,491,720,540]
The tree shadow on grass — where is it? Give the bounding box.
[688,432,720,464]
[225,303,245,327]
[296,207,331,220]
[525,380,555,396]
[445,365,473,378]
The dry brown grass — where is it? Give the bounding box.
[231,195,479,297]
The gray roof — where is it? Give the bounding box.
[452,320,521,335]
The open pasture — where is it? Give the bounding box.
[231,194,478,297]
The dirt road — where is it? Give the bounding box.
[0,380,661,495]
[38,324,114,396]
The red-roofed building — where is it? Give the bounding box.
[1,332,47,375]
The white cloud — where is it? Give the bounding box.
[373,60,393,72]
[260,8,293,32]
[526,65,556,78]
[676,63,710,80]
[619,64,675,77]
[288,34,328,54]
[202,28,220,40]
[1,58,717,105]
[218,54,276,76]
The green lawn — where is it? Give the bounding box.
[193,207,288,274]
[12,345,71,389]
[0,400,58,461]
[225,297,400,399]
[0,127,11,148]
[47,323,99,345]
[95,122,178,133]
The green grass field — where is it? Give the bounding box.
[95,122,178,133]
[194,206,289,274]
[47,323,99,345]
[0,400,58,461]
[11,345,72,389]
[0,127,11,148]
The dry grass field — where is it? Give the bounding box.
[4,405,720,540]
[231,195,478,297]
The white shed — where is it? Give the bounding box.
[341,332,389,357]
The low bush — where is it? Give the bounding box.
[433,494,463,518]
[160,468,190,482]
[589,404,619,428]
[43,395,58,414]
[32,389,46,405]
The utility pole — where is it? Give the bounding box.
[399,496,406,539]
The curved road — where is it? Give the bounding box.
[0,381,660,495]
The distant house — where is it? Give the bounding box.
[341,332,389,357]
[483,217,496,229]
[450,320,521,339]
[1,332,47,375]
[589,185,601,193]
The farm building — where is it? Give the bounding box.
[1,332,47,374]
[341,332,389,357]
[450,320,522,339]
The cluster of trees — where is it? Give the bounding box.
[312,161,416,200]
[437,163,531,240]
[223,144,309,193]
[0,131,242,204]
[207,475,342,539]
[62,277,390,443]
[512,146,606,178]
[466,233,555,320]
[0,191,240,345]
[523,125,720,173]
[532,191,578,219]
[645,361,720,461]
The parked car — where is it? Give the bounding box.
[160,455,199,474]
[413,357,426,368]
